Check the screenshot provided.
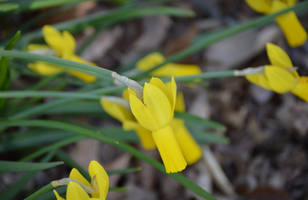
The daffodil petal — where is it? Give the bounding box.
[136,52,165,72]
[152,125,187,173]
[246,71,273,91]
[174,91,186,112]
[129,93,159,131]
[123,120,140,130]
[266,43,293,68]
[143,83,172,128]
[273,1,307,47]
[291,78,308,102]
[100,99,133,122]
[245,0,272,14]
[149,77,173,106]
[28,62,63,76]
[69,168,91,188]
[42,25,64,56]
[53,190,65,200]
[67,182,90,200]
[122,89,129,101]
[62,31,76,57]
[169,76,177,111]
[171,118,202,165]
[266,66,298,93]
[135,127,156,150]
[89,161,109,200]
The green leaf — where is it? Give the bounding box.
[108,167,141,175]
[0,129,74,153]
[0,161,63,172]
[0,120,217,200]
[109,187,130,192]
[0,0,92,12]
[0,3,19,12]
[0,31,20,116]
[19,136,84,162]
[191,132,229,144]
[0,90,101,100]
[0,152,55,200]
[174,112,226,131]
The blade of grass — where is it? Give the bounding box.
[6,71,235,120]
[1,0,98,13]
[0,161,63,172]
[107,167,141,175]
[0,50,114,78]
[19,136,85,162]
[0,151,55,200]
[0,31,20,116]
[0,129,74,153]
[0,120,217,200]
[174,112,226,131]
[0,90,101,100]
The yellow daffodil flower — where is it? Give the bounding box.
[54,182,100,200]
[170,91,202,165]
[136,52,202,77]
[246,43,308,102]
[245,0,307,47]
[53,160,108,200]
[28,25,96,83]
[128,76,187,173]
[100,95,156,150]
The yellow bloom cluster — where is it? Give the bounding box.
[246,43,308,102]
[28,25,97,83]
[245,0,307,47]
[53,161,109,200]
[101,77,202,173]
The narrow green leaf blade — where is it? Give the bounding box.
[174,112,226,131]
[0,161,63,172]
[0,120,217,200]
[0,31,21,115]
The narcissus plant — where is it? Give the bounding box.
[53,160,109,200]
[245,43,308,102]
[128,76,187,173]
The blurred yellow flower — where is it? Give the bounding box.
[245,0,307,47]
[136,52,202,77]
[129,76,187,173]
[246,43,308,102]
[100,94,156,150]
[53,160,108,200]
[28,25,96,83]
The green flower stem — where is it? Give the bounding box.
[0,50,114,79]
[0,71,235,101]
[132,1,308,78]
[24,183,54,200]
[0,91,101,100]
[0,120,216,200]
